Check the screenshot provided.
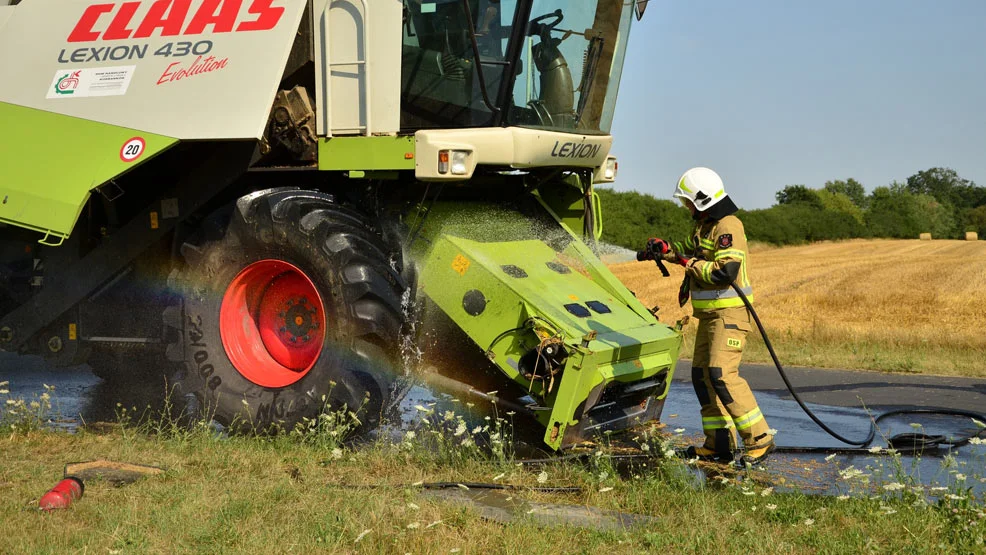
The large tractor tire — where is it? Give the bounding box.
[168,188,409,434]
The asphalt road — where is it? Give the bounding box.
[673,360,986,414]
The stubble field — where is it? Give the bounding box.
[608,239,986,377]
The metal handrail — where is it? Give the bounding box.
[326,0,372,136]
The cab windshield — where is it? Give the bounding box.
[400,0,635,135]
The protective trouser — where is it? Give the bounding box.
[691,306,772,453]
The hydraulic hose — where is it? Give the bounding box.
[728,282,986,452]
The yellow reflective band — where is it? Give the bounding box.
[702,416,735,430]
[678,176,692,193]
[714,249,746,260]
[691,295,754,309]
[699,239,715,249]
[702,262,712,283]
[714,189,725,199]
[735,408,764,431]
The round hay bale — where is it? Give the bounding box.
[919,233,932,241]
[966,231,979,241]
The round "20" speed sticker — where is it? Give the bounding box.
[120,137,146,163]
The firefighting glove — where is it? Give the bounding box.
[647,237,670,256]
[674,253,692,267]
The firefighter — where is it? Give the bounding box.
[643,167,775,466]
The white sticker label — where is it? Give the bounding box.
[119,137,146,163]
[421,3,436,13]
[47,66,136,99]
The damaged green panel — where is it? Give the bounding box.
[0,102,177,242]
[412,200,682,449]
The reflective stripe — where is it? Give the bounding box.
[702,416,735,431]
[714,189,725,199]
[735,407,764,431]
[690,285,753,301]
[691,295,754,310]
[714,249,746,260]
[699,239,715,249]
[678,176,692,194]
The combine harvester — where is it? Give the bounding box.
[0,0,681,451]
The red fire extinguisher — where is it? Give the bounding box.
[39,476,84,511]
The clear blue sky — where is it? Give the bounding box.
[608,0,986,209]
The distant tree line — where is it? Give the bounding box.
[597,167,986,249]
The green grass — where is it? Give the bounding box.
[1,383,984,554]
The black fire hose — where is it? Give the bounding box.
[726,281,986,454]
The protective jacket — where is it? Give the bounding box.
[665,211,753,313]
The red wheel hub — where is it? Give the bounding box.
[220,260,326,388]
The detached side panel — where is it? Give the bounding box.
[0,103,177,240]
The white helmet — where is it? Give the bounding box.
[673,167,727,211]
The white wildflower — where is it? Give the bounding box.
[472,426,482,435]
[454,422,467,436]
[5,400,15,406]
[868,446,883,454]
[663,448,675,459]
[405,430,416,440]
[0,381,8,387]
[760,487,774,497]
[674,428,686,434]
[909,422,923,429]
[837,495,850,501]
[492,473,505,481]
[955,473,967,481]
[972,418,985,429]
[741,489,756,496]
[766,504,778,511]
[460,437,474,448]
[354,529,372,543]
[804,519,815,526]
[883,482,905,492]
[406,522,420,529]
[414,404,430,413]
[767,428,778,435]
[0,390,8,395]
[537,471,548,484]
[599,486,613,493]
[824,453,837,462]
[442,410,455,421]
[450,549,461,554]
[407,502,419,510]
[330,448,343,460]
[839,466,865,480]
[968,437,984,445]
[640,443,650,452]
[930,486,948,492]
[598,471,609,481]
[947,494,965,501]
